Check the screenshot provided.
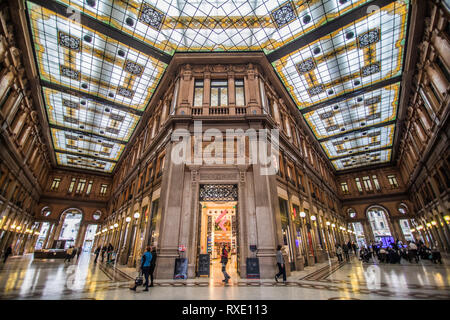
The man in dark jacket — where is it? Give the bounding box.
[343,243,350,261]
[149,247,157,287]
[3,245,12,263]
[101,246,107,262]
[94,246,101,263]
[221,244,231,284]
[274,245,286,283]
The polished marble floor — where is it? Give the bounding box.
[0,252,449,300]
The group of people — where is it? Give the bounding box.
[130,246,158,291]
[93,243,115,264]
[64,245,83,263]
[358,239,443,265]
[335,241,358,262]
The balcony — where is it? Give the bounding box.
[189,105,250,117]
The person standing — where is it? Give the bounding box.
[76,246,82,261]
[149,247,157,287]
[352,242,357,255]
[107,243,114,262]
[221,244,231,284]
[94,246,101,263]
[343,243,350,261]
[431,242,442,264]
[336,245,343,262]
[274,245,286,283]
[65,246,74,263]
[101,245,106,262]
[130,246,153,292]
[3,245,12,263]
[408,241,419,263]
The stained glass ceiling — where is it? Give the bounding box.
[25,0,410,172]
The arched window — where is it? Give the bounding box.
[59,209,83,249]
[398,203,408,215]
[366,205,393,245]
[347,208,356,218]
[93,211,101,221]
[41,207,51,217]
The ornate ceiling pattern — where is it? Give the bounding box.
[24,0,410,172]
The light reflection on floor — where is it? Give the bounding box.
[0,253,449,300]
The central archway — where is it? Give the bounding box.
[366,205,393,247]
[59,208,83,249]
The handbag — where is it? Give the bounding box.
[135,271,143,286]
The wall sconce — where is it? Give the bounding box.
[426,223,431,228]
[114,223,119,228]
[102,228,107,233]
[332,223,335,228]
[125,217,131,223]
[134,212,140,219]
[11,224,16,229]
[410,228,415,232]
[326,221,330,226]
[34,231,40,236]
[16,226,21,231]
[431,221,436,226]
[299,211,306,218]
[109,225,114,230]
[310,215,316,221]
[444,215,450,221]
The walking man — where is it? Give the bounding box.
[94,246,101,263]
[275,245,286,283]
[3,245,12,263]
[64,246,74,263]
[221,244,231,284]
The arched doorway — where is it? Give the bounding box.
[366,205,393,247]
[59,209,83,249]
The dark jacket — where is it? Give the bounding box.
[5,247,12,255]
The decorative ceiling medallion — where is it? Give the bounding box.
[62,99,80,109]
[117,86,134,98]
[319,110,334,120]
[101,142,114,148]
[124,59,145,76]
[368,131,381,137]
[139,3,165,31]
[271,1,297,29]
[326,125,339,132]
[110,113,125,122]
[308,84,325,96]
[366,112,381,120]
[58,30,81,51]
[296,58,316,74]
[357,29,380,48]
[60,65,80,80]
[364,95,381,106]
[199,184,238,201]
[360,62,380,77]
[63,116,79,124]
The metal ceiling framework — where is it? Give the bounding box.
[24,0,410,173]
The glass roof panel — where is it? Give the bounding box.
[51,127,124,161]
[43,87,139,142]
[273,0,408,109]
[54,0,370,54]
[321,124,394,158]
[332,149,391,170]
[56,152,115,172]
[27,1,167,111]
[304,82,399,140]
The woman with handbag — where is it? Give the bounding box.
[130,246,153,292]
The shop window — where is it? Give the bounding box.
[372,175,381,191]
[86,180,93,195]
[355,178,363,192]
[68,178,76,193]
[210,80,228,106]
[340,182,349,194]
[100,184,108,196]
[235,79,245,106]
[50,178,61,191]
[76,179,86,194]
[193,80,204,107]
[362,176,373,191]
[387,175,398,188]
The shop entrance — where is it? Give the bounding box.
[199,201,238,281]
